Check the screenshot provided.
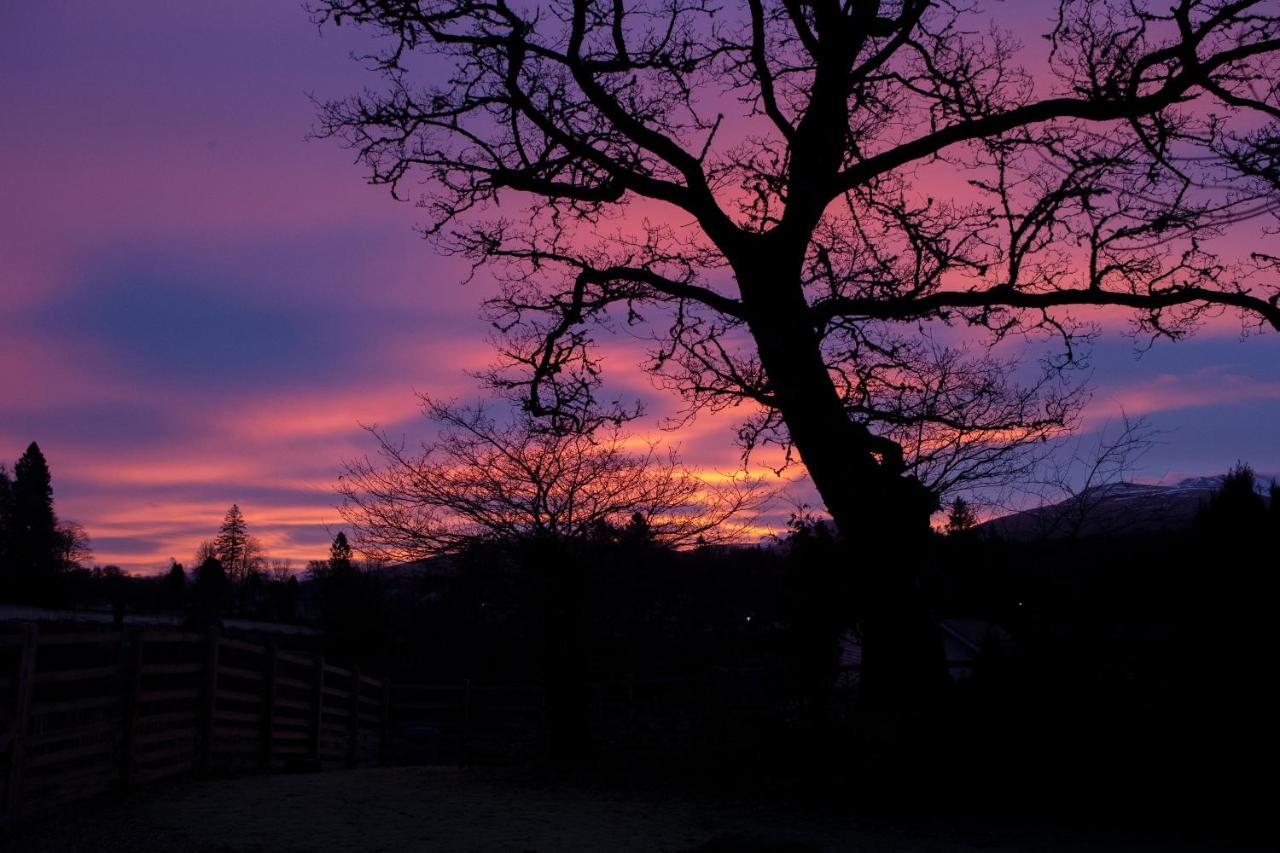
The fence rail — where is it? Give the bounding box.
[0,624,388,821]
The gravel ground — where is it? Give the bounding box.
[2,766,1264,853]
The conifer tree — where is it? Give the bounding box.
[11,443,61,600]
[213,504,264,587]
[193,556,231,621]
[0,464,13,581]
[162,560,187,611]
[329,531,354,574]
[945,498,978,536]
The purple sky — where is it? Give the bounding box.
[3,1,1278,572]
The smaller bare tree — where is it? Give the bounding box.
[55,521,93,570]
[338,395,765,561]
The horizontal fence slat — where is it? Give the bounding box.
[275,651,313,667]
[134,742,197,766]
[139,687,200,703]
[274,697,310,713]
[271,712,310,727]
[142,663,202,676]
[28,720,120,749]
[135,727,197,749]
[35,664,122,684]
[32,695,120,715]
[270,729,309,742]
[214,708,262,725]
[215,687,261,705]
[22,763,118,797]
[35,632,123,646]
[217,664,264,682]
[217,637,265,654]
[26,739,119,770]
[140,631,202,644]
[138,710,199,727]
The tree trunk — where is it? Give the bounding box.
[738,252,946,709]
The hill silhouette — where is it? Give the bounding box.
[982,474,1275,540]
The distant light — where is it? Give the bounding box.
[745,615,752,622]
[1017,601,1023,606]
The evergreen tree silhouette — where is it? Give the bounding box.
[214,504,263,591]
[282,574,300,623]
[192,556,231,625]
[945,498,978,536]
[329,531,354,573]
[1196,463,1267,540]
[162,560,186,611]
[0,464,14,594]
[12,443,61,602]
[311,532,385,664]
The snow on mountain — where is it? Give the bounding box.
[981,474,1275,541]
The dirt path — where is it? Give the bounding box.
[3,767,1259,853]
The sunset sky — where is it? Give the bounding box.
[3,1,1279,574]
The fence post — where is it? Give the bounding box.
[461,678,472,765]
[309,655,324,766]
[347,666,361,768]
[260,641,277,773]
[198,627,219,777]
[119,629,147,788]
[626,671,636,751]
[4,623,38,818]
[379,680,392,765]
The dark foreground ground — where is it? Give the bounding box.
[3,766,1267,853]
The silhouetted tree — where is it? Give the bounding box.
[1271,481,1280,530]
[307,532,387,665]
[213,504,266,604]
[945,499,978,537]
[329,531,354,572]
[192,539,218,568]
[55,521,93,571]
[283,574,300,623]
[0,464,14,587]
[162,560,187,611]
[314,0,1280,703]
[1197,463,1267,537]
[213,504,265,592]
[1186,462,1275,782]
[8,443,62,602]
[340,396,760,559]
[192,556,231,624]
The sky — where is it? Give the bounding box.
[2,1,1278,573]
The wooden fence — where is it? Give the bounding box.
[0,624,388,821]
